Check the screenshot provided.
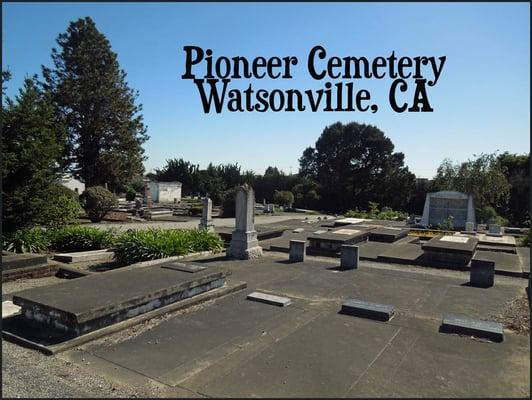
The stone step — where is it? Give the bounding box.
[247,291,292,307]
[440,314,504,342]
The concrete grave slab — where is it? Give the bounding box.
[422,235,478,267]
[376,243,424,265]
[340,299,394,321]
[54,249,114,264]
[12,264,229,336]
[368,227,409,243]
[161,261,207,273]
[472,251,523,277]
[2,251,48,271]
[247,291,292,307]
[441,313,504,342]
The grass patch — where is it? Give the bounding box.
[113,228,224,264]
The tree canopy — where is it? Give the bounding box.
[42,16,148,192]
[299,121,415,212]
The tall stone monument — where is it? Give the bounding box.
[228,184,263,259]
[198,196,214,232]
[420,191,475,230]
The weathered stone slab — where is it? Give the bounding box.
[308,228,370,254]
[470,259,495,287]
[2,252,48,271]
[422,235,478,267]
[333,218,366,226]
[2,301,21,318]
[161,261,207,273]
[54,249,114,263]
[12,265,228,336]
[246,291,292,307]
[440,314,504,342]
[289,240,306,262]
[369,227,409,243]
[340,299,394,321]
[292,228,304,233]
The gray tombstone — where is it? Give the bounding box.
[488,224,502,236]
[227,185,263,259]
[420,191,475,230]
[470,259,495,287]
[341,245,359,270]
[289,240,306,262]
[198,196,214,232]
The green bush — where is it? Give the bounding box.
[438,215,455,230]
[79,186,118,222]
[49,225,116,252]
[221,187,238,217]
[2,227,50,253]
[113,228,224,264]
[125,187,137,201]
[521,229,531,247]
[344,203,407,221]
[37,184,81,228]
[273,190,294,209]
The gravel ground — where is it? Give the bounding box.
[2,275,66,297]
[492,293,530,335]
[2,341,152,398]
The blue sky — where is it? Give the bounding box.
[2,2,530,178]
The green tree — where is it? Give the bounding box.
[42,17,148,192]
[299,121,415,213]
[292,180,320,210]
[153,158,199,194]
[497,152,529,226]
[2,78,67,232]
[79,186,118,222]
[432,153,510,222]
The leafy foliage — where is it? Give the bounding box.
[42,17,148,192]
[3,228,50,253]
[432,153,510,223]
[49,225,116,252]
[1,78,67,233]
[345,202,407,221]
[497,152,529,226]
[221,186,238,217]
[298,121,415,213]
[79,186,118,222]
[273,190,294,208]
[38,184,81,228]
[125,187,137,201]
[113,228,223,264]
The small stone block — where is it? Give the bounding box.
[441,314,504,342]
[340,299,394,321]
[161,262,207,273]
[2,301,21,318]
[465,222,475,232]
[289,240,306,262]
[247,292,292,307]
[292,228,304,233]
[470,259,495,287]
[340,245,359,270]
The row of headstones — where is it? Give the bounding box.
[288,240,496,287]
[464,222,503,236]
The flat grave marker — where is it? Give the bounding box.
[440,314,504,342]
[247,292,292,307]
[340,299,394,321]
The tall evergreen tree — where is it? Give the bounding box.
[2,77,67,232]
[42,17,149,192]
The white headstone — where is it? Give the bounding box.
[228,185,262,259]
[198,196,214,231]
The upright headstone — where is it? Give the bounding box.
[198,196,214,231]
[340,245,359,270]
[143,180,153,208]
[289,240,306,262]
[228,185,263,259]
[488,224,502,236]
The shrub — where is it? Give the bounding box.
[125,187,137,201]
[438,215,455,230]
[344,204,407,221]
[49,225,116,252]
[79,186,118,222]
[221,187,238,217]
[37,184,81,228]
[114,228,224,264]
[521,229,530,247]
[2,227,50,253]
[273,190,294,209]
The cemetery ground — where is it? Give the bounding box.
[2,215,530,398]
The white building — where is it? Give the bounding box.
[58,175,85,194]
[149,181,182,203]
